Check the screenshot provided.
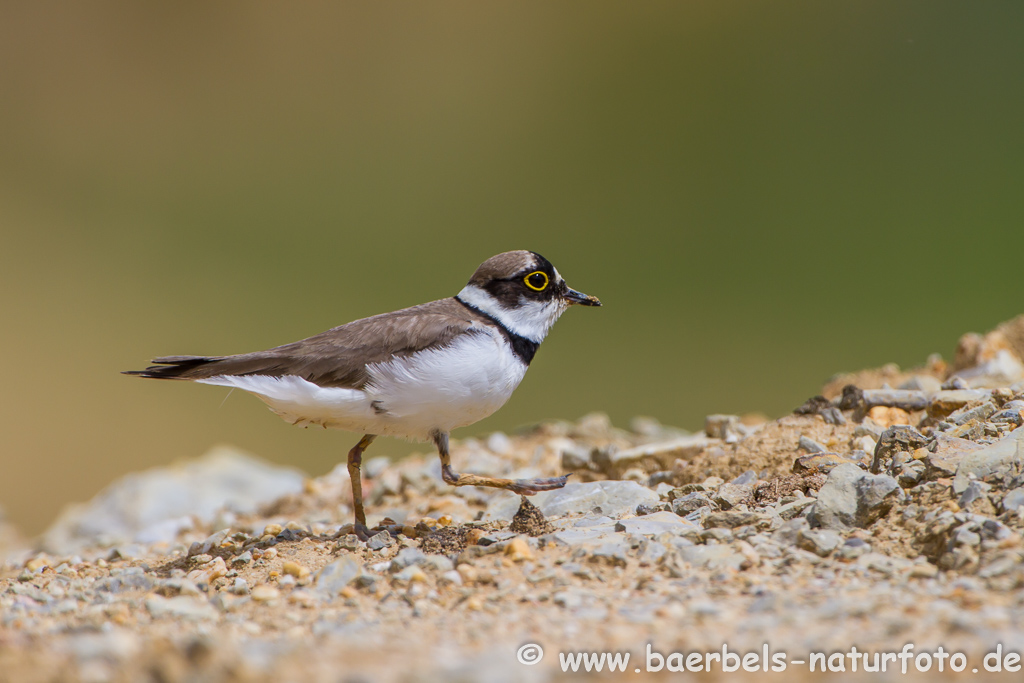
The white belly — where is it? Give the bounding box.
[197,330,528,440]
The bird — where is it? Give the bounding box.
[125,250,601,527]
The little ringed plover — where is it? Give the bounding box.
[125,250,601,526]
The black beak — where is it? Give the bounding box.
[564,286,602,307]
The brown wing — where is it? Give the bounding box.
[123,298,483,389]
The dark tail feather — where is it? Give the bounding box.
[122,355,223,380]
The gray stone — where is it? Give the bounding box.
[777,498,815,520]
[546,524,619,547]
[705,510,769,529]
[614,511,694,536]
[676,545,746,571]
[601,435,712,475]
[810,463,902,529]
[636,539,667,566]
[958,481,990,509]
[700,527,733,542]
[41,446,305,554]
[862,389,929,411]
[924,434,985,478]
[899,375,943,393]
[366,531,394,551]
[572,514,615,527]
[950,349,1024,388]
[94,567,154,594]
[484,480,659,521]
[553,588,587,609]
[560,446,593,470]
[188,529,230,557]
[315,557,361,596]
[836,537,871,560]
[797,528,842,557]
[590,540,630,566]
[729,470,758,486]
[671,492,714,515]
[714,483,753,510]
[705,414,745,443]
[798,436,827,454]
[871,426,928,475]
[952,427,1024,493]
[231,551,252,567]
[991,402,1024,427]
[948,402,996,426]
[1002,487,1024,512]
[145,595,218,621]
[389,547,427,571]
[682,506,713,525]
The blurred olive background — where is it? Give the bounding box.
[2,2,1023,536]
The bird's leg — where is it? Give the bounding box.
[433,431,569,494]
[347,434,377,527]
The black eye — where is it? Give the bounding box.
[524,271,549,291]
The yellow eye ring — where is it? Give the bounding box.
[523,271,549,291]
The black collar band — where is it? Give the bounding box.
[455,296,539,365]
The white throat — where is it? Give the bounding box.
[456,284,566,343]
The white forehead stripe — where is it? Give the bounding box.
[456,284,566,344]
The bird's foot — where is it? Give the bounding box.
[507,474,571,495]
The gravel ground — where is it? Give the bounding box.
[3,317,1024,683]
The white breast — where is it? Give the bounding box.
[197,328,528,441]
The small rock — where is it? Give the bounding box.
[676,545,746,571]
[1002,488,1024,512]
[315,557,361,597]
[671,492,715,516]
[794,453,865,475]
[705,510,769,529]
[714,483,753,510]
[704,414,745,442]
[504,537,534,562]
[231,551,252,567]
[953,427,1024,493]
[282,561,310,580]
[250,585,280,603]
[929,389,991,417]
[899,375,942,393]
[730,470,758,486]
[810,463,902,530]
[700,527,733,542]
[389,547,427,571]
[188,529,230,558]
[145,595,218,621]
[836,537,871,561]
[948,402,996,426]
[862,389,929,411]
[777,498,815,520]
[871,426,929,474]
[393,565,427,584]
[794,395,845,425]
[590,540,629,566]
[798,436,828,454]
[909,563,939,579]
[367,531,394,551]
[614,511,695,536]
[560,446,593,470]
[485,481,659,521]
[797,528,842,557]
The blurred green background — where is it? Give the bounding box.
[2,2,1023,536]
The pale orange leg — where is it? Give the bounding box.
[347,434,377,526]
[432,431,569,494]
